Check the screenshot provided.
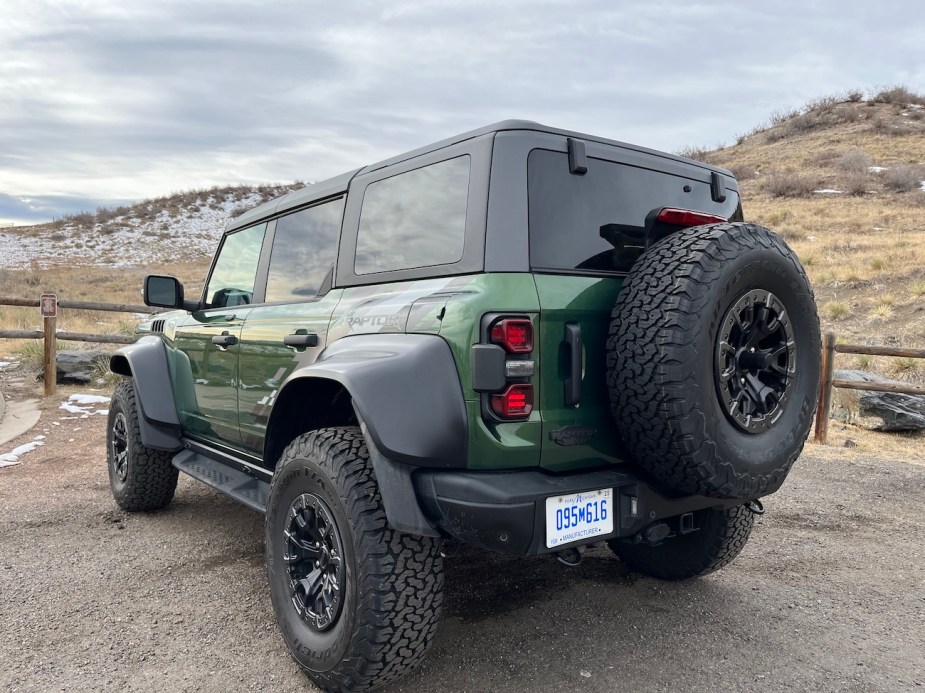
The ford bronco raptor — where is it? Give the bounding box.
[106,120,820,692]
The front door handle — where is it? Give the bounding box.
[212,332,238,348]
[283,333,319,348]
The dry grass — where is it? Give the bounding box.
[0,260,210,358]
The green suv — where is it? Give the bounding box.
[106,120,820,692]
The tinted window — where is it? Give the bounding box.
[528,149,739,274]
[265,198,345,302]
[355,156,470,274]
[204,223,266,308]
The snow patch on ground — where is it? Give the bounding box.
[60,393,111,418]
[868,166,889,173]
[920,180,925,192]
[814,189,843,194]
[0,439,45,468]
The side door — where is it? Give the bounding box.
[174,222,268,448]
[237,197,346,458]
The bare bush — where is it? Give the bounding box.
[841,171,871,196]
[763,172,821,198]
[837,148,872,173]
[872,85,925,106]
[884,164,925,192]
[676,145,714,163]
[846,89,864,103]
[728,164,757,181]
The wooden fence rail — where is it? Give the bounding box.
[0,295,151,396]
[814,331,925,444]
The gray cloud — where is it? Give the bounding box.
[1,0,922,224]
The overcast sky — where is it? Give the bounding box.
[1,0,923,225]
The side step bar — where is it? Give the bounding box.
[172,449,270,514]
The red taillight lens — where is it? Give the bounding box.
[490,319,533,353]
[656,208,727,227]
[490,384,534,419]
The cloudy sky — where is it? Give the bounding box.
[1,0,923,225]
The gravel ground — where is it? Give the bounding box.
[1,400,924,692]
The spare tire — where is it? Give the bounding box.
[606,222,820,499]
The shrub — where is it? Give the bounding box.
[846,89,865,103]
[836,147,872,173]
[676,146,714,163]
[872,85,925,106]
[728,164,757,181]
[763,172,821,197]
[884,164,925,192]
[824,301,849,320]
[841,171,871,196]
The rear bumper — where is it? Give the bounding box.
[413,466,739,556]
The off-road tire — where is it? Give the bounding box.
[106,379,178,511]
[265,427,444,693]
[607,222,820,499]
[609,505,754,580]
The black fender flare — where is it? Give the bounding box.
[272,334,469,536]
[109,336,183,451]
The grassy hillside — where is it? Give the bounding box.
[693,87,925,384]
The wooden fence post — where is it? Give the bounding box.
[813,332,837,444]
[43,314,57,397]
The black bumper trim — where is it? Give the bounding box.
[414,466,739,556]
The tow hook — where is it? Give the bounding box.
[556,545,584,567]
[744,499,765,515]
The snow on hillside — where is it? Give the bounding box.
[0,184,300,270]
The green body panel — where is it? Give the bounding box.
[532,274,626,471]
[173,308,252,447]
[432,274,544,469]
[236,291,344,455]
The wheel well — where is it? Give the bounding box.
[264,378,357,470]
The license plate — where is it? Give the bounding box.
[545,487,614,548]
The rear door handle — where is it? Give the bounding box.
[564,323,582,407]
[211,332,238,348]
[283,333,319,348]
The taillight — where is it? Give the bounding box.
[490,318,533,353]
[481,315,535,421]
[656,208,727,227]
[490,384,534,419]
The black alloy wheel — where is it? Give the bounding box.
[284,493,345,631]
[110,412,129,484]
[715,289,796,433]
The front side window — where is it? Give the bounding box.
[204,223,266,308]
[355,155,470,274]
[265,197,345,302]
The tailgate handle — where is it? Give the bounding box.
[283,332,319,348]
[564,323,582,407]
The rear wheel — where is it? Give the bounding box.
[607,222,820,499]
[609,505,754,580]
[106,379,179,511]
[266,427,444,692]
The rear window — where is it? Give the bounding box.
[355,155,470,274]
[528,149,740,274]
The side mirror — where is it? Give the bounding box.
[144,275,188,310]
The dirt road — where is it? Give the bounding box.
[1,396,923,692]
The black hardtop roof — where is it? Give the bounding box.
[226,120,733,233]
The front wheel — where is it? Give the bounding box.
[106,379,178,511]
[265,427,444,692]
[608,505,754,581]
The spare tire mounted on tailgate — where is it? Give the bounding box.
[607,222,821,500]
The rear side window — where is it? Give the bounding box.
[528,149,739,274]
[265,197,345,302]
[355,155,470,274]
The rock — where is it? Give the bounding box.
[832,369,925,432]
[37,350,113,385]
[843,438,858,448]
